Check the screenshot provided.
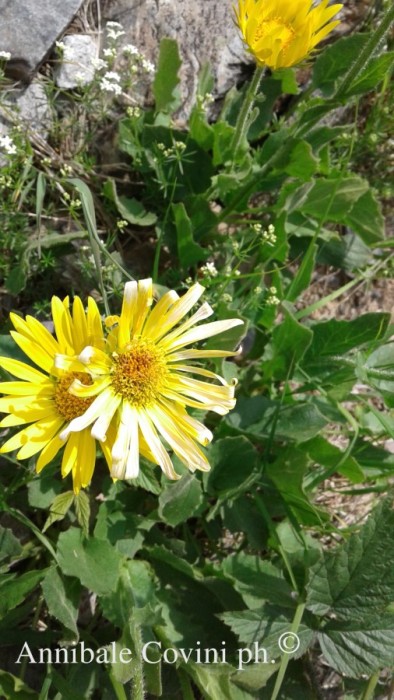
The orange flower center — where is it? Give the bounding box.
[111,338,168,407]
[253,17,295,53]
[54,372,93,422]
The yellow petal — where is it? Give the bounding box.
[0,357,49,383]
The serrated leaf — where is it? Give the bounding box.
[43,491,74,532]
[318,615,394,677]
[0,569,46,617]
[158,473,203,526]
[220,605,314,660]
[41,566,79,640]
[300,176,369,223]
[344,51,394,97]
[57,528,122,595]
[153,38,181,114]
[306,498,394,618]
[313,34,368,95]
[74,491,90,536]
[0,526,22,564]
[303,313,390,363]
[222,553,294,609]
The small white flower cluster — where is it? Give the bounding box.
[253,286,263,295]
[0,134,17,155]
[123,44,139,57]
[253,222,277,246]
[266,286,280,306]
[106,21,125,41]
[141,58,155,74]
[127,106,141,118]
[0,51,11,61]
[200,261,218,278]
[222,293,233,303]
[103,47,117,60]
[91,57,107,71]
[100,71,122,95]
[0,174,13,187]
[60,164,73,177]
[197,92,214,110]
[157,141,186,158]
[116,219,128,230]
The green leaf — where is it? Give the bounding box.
[101,560,158,627]
[222,553,294,608]
[212,121,237,166]
[344,188,385,244]
[312,34,368,95]
[43,491,74,532]
[300,176,369,223]
[261,305,313,380]
[27,473,63,509]
[153,38,182,114]
[318,615,394,677]
[344,51,394,97]
[302,436,364,483]
[227,396,328,443]
[220,605,314,659]
[187,663,257,700]
[205,437,259,496]
[0,570,46,618]
[266,447,327,526]
[0,526,22,564]
[284,141,318,181]
[57,528,122,595]
[74,491,90,536]
[286,242,317,302]
[172,202,208,268]
[103,179,157,226]
[306,498,394,618]
[0,671,36,699]
[41,566,79,640]
[303,313,390,363]
[158,473,203,526]
[6,264,27,294]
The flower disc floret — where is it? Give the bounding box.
[111,340,168,407]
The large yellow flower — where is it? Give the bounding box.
[0,296,111,493]
[57,279,243,480]
[235,0,343,70]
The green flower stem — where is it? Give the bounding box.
[230,65,265,164]
[335,3,394,99]
[270,601,306,700]
[361,670,380,700]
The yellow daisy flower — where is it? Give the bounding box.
[235,0,343,70]
[57,279,243,480]
[0,296,110,493]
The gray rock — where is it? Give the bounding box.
[15,80,52,138]
[0,0,85,76]
[0,78,52,147]
[104,0,248,118]
[56,34,98,89]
